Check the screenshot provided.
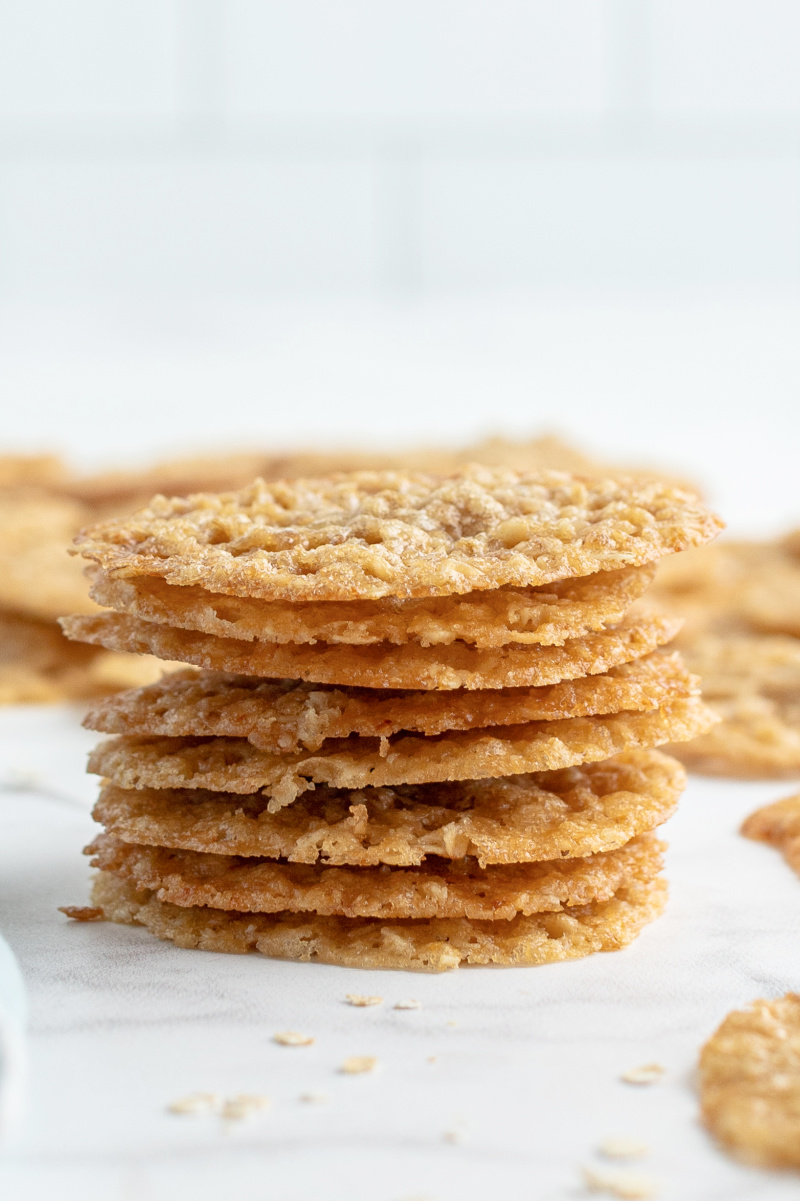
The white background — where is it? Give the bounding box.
[0,0,798,536]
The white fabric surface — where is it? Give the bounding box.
[1,704,800,1199]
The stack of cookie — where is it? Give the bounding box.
[61,468,721,971]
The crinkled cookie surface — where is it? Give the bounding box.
[92,749,685,867]
[87,697,714,809]
[60,610,681,691]
[91,870,667,971]
[87,563,655,648]
[89,831,663,921]
[72,468,722,602]
[83,653,697,752]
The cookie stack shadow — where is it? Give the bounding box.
[61,468,721,971]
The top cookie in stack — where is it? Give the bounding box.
[61,467,722,971]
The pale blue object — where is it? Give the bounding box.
[0,931,27,1143]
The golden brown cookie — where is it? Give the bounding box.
[699,994,800,1168]
[83,653,697,752]
[0,489,98,620]
[0,454,68,489]
[651,538,800,641]
[90,870,667,971]
[741,793,800,875]
[92,749,684,867]
[89,831,664,921]
[71,468,722,602]
[87,697,713,810]
[669,634,800,778]
[60,610,682,691]
[0,610,167,704]
[87,563,656,649]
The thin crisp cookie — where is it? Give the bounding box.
[61,610,682,690]
[699,994,800,1168]
[82,653,698,751]
[741,793,800,875]
[87,563,657,649]
[0,489,98,620]
[91,749,685,867]
[71,467,723,602]
[669,634,800,778]
[88,831,664,921]
[90,871,668,972]
[86,697,715,809]
[0,610,167,705]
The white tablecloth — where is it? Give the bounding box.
[1,704,799,1200]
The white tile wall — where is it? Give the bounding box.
[0,0,183,118]
[224,0,610,118]
[0,160,376,292]
[0,0,797,296]
[420,158,800,288]
[650,0,800,116]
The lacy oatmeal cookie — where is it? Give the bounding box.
[87,697,713,809]
[83,654,697,751]
[60,611,682,691]
[652,539,800,640]
[91,870,667,971]
[699,994,800,1168]
[0,454,68,489]
[0,611,168,704]
[92,749,684,867]
[89,831,664,921]
[87,563,656,649]
[741,794,800,875]
[669,634,800,777]
[71,468,722,602]
[0,489,98,620]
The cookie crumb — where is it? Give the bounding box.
[299,1091,328,1104]
[620,1063,664,1085]
[442,1130,461,1144]
[346,994,383,1007]
[446,1019,458,1027]
[395,999,421,1010]
[583,1166,659,1199]
[59,905,105,922]
[273,1031,314,1047]
[340,1056,378,1075]
[221,1094,270,1121]
[599,1137,650,1160]
[167,1092,221,1115]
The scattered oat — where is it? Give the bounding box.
[167,1092,221,1116]
[446,1019,458,1027]
[395,999,421,1010]
[427,1056,437,1064]
[221,1093,271,1121]
[583,1165,659,1199]
[59,905,105,922]
[340,1056,378,1075]
[346,994,383,1007]
[620,1063,664,1085]
[273,1031,314,1047]
[599,1138,650,1160]
[299,1091,328,1104]
[442,1130,462,1144]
